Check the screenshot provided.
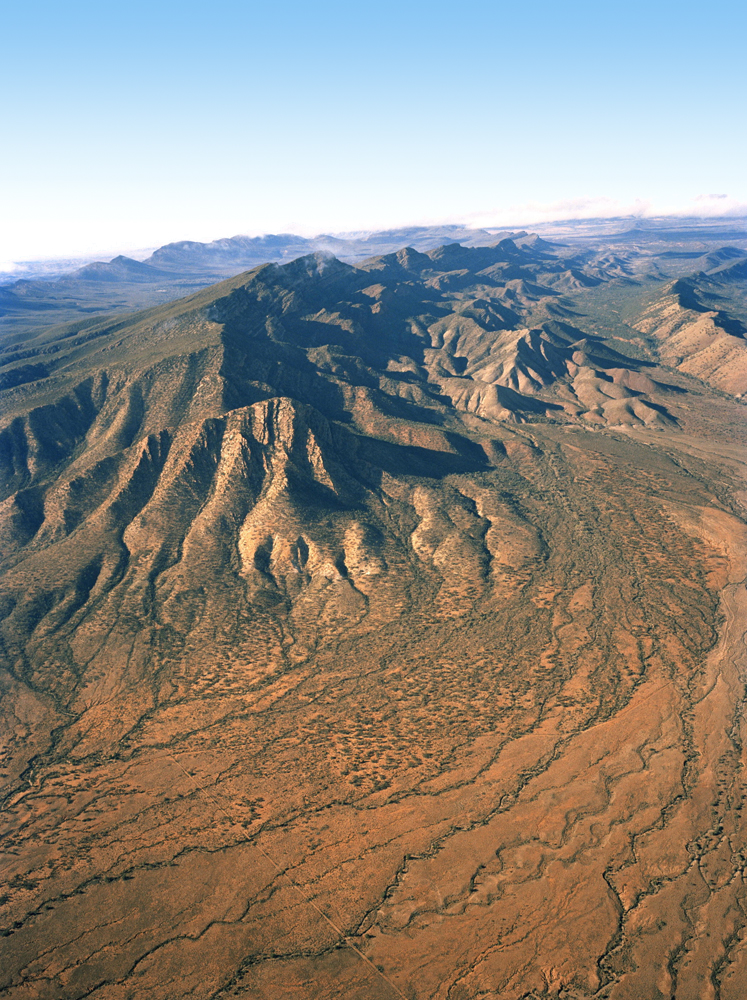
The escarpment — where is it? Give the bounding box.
[1,237,747,1000]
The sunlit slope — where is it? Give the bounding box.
[1,240,747,999]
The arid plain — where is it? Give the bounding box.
[1,221,747,998]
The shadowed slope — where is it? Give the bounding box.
[1,243,747,1000]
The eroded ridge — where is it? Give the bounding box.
[1,240,747,998]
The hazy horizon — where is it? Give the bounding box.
[3,202,747,274]
[3,0,745,266]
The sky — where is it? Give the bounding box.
[2,0,746,265]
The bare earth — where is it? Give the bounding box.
[1,232,747,998]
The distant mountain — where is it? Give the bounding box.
[146,233,319,269]
[704,256,747,283]
[70,255,175,283]
[697,245,747,270]
[145,225,516,272]
[4,219,747,340]
[0,226,521,336]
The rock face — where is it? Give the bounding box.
[1,236,747,999]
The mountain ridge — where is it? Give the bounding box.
[1,233,747,999]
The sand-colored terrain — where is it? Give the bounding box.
[1,236,746,998]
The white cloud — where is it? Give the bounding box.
[463,195,747,231]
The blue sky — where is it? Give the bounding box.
[2,0,746,262]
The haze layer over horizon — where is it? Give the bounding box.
[3,0,746,262]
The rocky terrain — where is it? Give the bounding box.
[3,215,746,342]
[0,226,512,338]
[1,230,746,999]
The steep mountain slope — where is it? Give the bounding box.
[634,270,747,395]
[1,241,747,1000]
[0,227,518,339]
[5,216,747,343]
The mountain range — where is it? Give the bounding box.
[0,226,515,338]
[1,225,747,999]
[3,215,747,341]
